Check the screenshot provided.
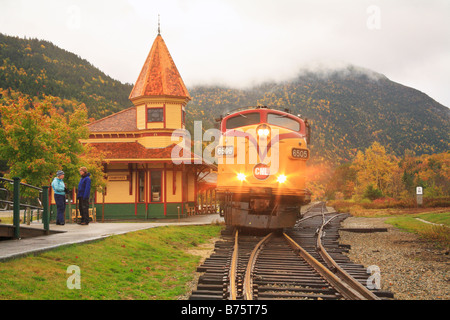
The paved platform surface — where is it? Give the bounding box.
[0,214,224,262]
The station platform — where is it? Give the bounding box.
[0,214,224,262]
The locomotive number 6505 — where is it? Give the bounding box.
[291,148,309,159]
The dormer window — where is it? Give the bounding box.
[147,108,164,122]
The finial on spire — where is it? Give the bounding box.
[158,14,161,35]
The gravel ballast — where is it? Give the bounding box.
[339,216,449,300]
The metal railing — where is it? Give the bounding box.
[0,177,49,239]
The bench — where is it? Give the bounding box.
[71,207,96,223]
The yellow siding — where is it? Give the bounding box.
[147,102,164,108]
[105,179,134,203]
[147,122,164,129]
[136,105,146,130]
[165,104,181,129]
[166,170,182,202]
[134,101,184,130]
[139,135,172,148]
[102,164,134,203]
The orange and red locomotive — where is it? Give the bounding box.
[216,106,311,230]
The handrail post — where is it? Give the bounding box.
[42,186,50,234]
[13,177,20,239]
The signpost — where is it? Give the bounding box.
[416,186,423,206]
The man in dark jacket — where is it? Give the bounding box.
[77,167,91,225]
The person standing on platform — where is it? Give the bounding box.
[77,167,91,225]
[51,170,67,225]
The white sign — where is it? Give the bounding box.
[416,187,423,195]
[108,175,128,181]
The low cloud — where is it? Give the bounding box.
[0,0,449,106]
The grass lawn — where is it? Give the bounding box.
[385,212,450,249]
[385,211,449,231]
[0,224,223,300]
[329,200,449,249]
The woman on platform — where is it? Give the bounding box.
[51,170,67,225]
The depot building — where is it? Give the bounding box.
[71,31,216,220]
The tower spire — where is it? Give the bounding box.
[158,14,161,35]
[129,27,191,101]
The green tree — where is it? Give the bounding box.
[0,91,105,194]
[363,184,383,200]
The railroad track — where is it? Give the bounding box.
[189,202,393,300]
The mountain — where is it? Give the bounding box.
[0,33,133,119]
[187,67,449,163]
[1,33,448,164]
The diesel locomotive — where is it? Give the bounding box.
[216,106,311,230]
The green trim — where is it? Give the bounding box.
[51,202,199,221]
[147,203,165,219]
[165,203,182,219]
[94,204,138,220]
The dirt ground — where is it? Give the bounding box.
[179,236,220,300]
[340,216,449,300]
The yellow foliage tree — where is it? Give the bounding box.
[351,141,398,197]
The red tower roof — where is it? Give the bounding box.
[129,34,191,101]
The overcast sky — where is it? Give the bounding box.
[1,0,449,107]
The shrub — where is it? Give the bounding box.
[363,185,383,200]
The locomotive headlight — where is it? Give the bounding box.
[277,174,287,183]
[256,124,270,137]
[237,173,246,181]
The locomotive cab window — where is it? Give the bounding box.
[267,113,300,131]
[226,112,260,130]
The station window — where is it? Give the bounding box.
[151,171,162,202]
[138,171,145,202]
[147,108,164,122]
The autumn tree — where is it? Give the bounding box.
[325,163,356,200]
[0,90,105,196]
[351,141,398,198]
[399,151,450,198]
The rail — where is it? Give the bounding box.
[228,206,380,300]
[243,232,273,300]
[191,202,385,300]
[282,232,369,300]
[316,211,381,300]
[229,229,239,300]
[0,177,50,239]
